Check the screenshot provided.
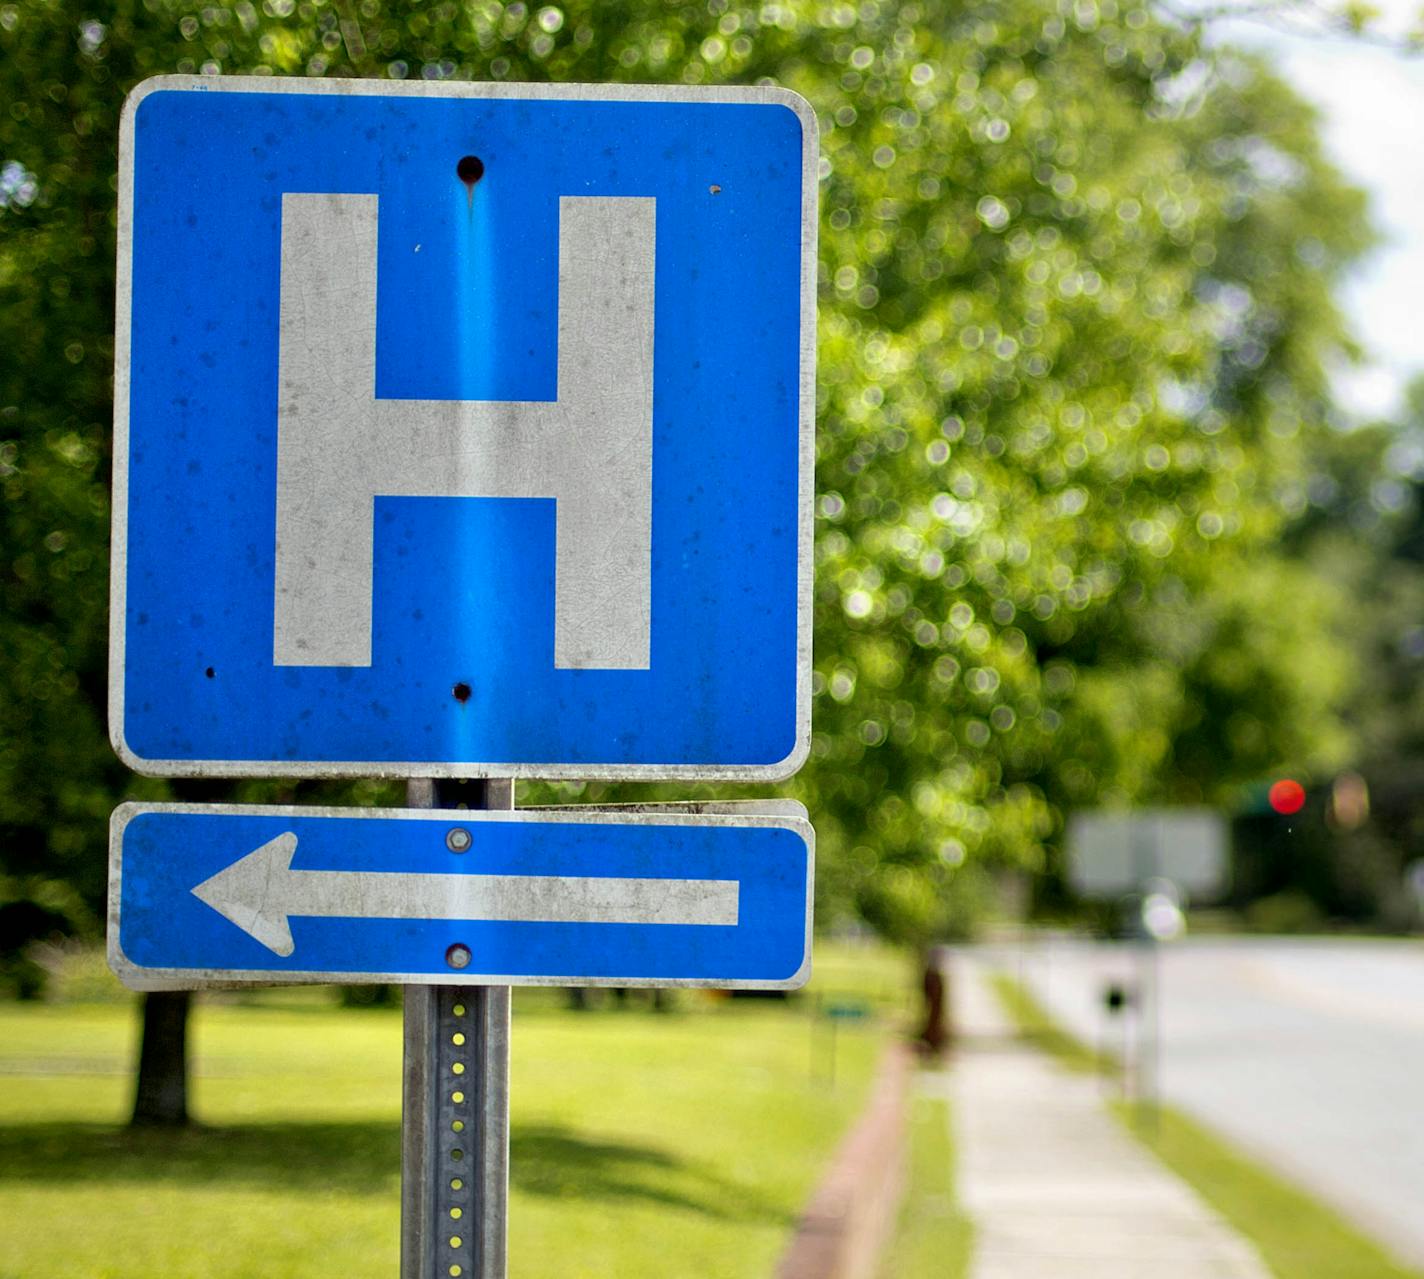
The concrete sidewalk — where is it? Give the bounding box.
[951,957,1269,1279]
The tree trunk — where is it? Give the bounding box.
[128,777,239,1126]
[130,989,192,1127]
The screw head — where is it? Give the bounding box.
[446,827,472,853]
[446,944,472,970]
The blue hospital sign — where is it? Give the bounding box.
[110,77,815,779]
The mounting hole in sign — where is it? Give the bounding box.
[451,681,472,704]
[456,155,484,185]
[446,944,472,970]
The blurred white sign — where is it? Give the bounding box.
[1066,809,1228,901]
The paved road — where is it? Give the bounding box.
[986,936,1424,1271]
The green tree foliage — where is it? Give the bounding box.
[1234,377,1424,927]
[806,12,1370,937]
[0,0,1374,948]
[1,2,136,943]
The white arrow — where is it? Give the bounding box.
[191,833,739,958]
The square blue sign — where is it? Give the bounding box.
[111,77,815,779]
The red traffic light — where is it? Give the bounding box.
[1268,778,1306,815]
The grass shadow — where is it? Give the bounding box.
[0,1121,401,1193]
[0,1120,790,1223]
[511,1125,790,1224]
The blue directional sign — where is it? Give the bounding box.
[109,804,813,989]
[111,77,815,779]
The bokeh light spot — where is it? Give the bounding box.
[1269,778,1306,815]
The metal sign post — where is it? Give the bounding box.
[401,982,508,1279]
[1067,809,1228,1136]
[403,779,512,1279]
[1131,826,1159,1136]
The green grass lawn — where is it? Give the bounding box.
[1125,1105,1423,1279]
[989,972,1424,1279]
[987,971,1099,1074]
[0,942,912,1279]
[878,1083,973,1279]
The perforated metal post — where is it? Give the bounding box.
[402,778,513,1279]
[1131,826,1160,1137]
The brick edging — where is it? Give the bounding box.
[775,1041,916,1279]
